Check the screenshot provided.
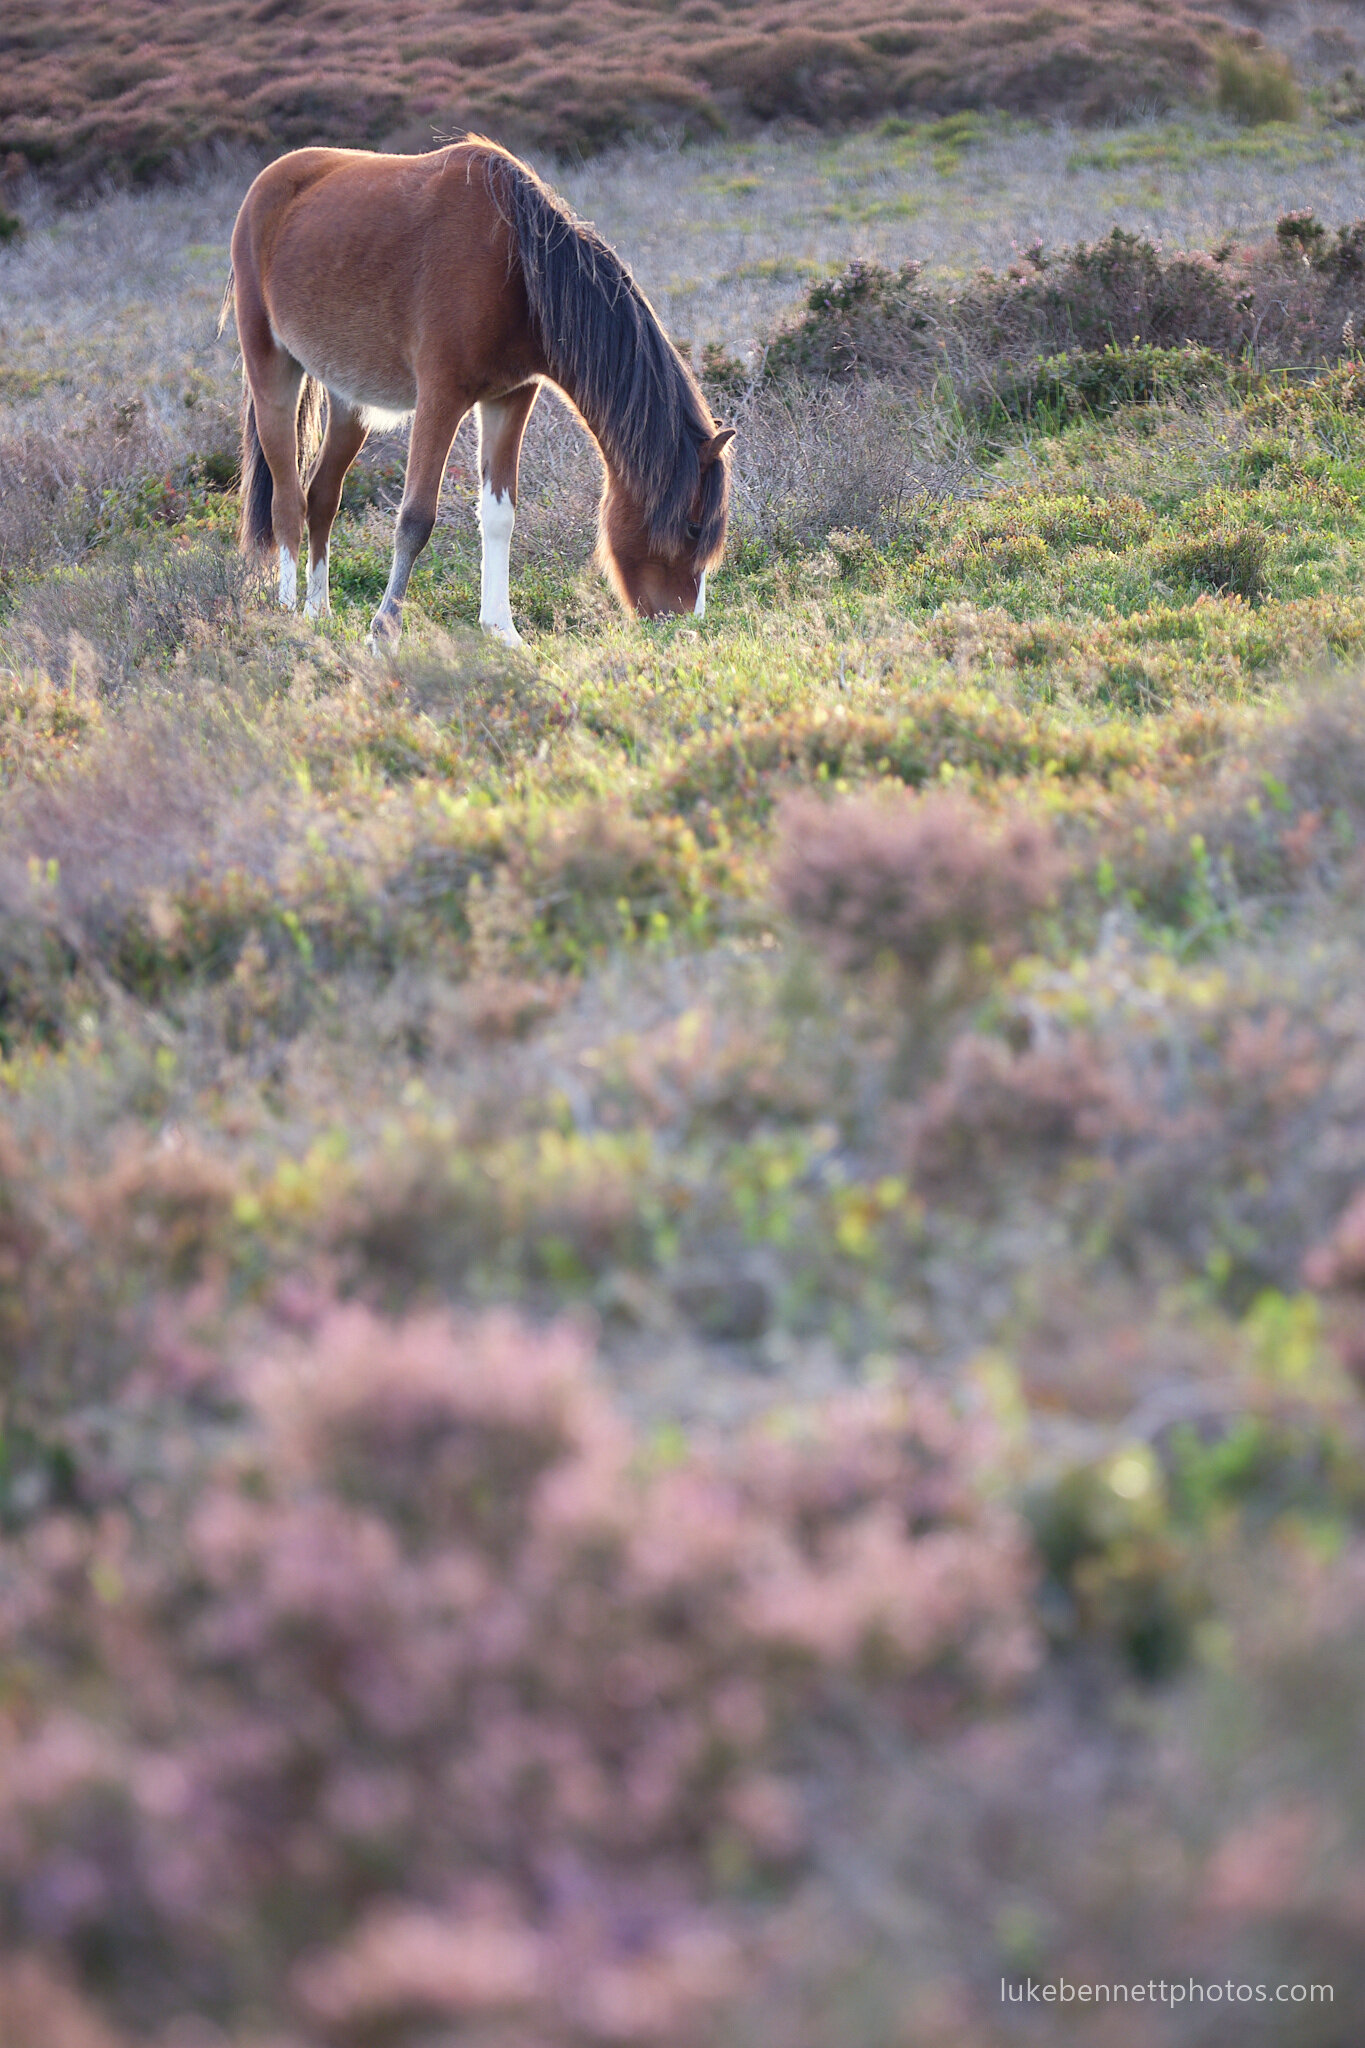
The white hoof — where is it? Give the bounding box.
[481,617,523,647]
[304,555,330,621]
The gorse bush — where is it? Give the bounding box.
[984,341,1236,431]
[1214,39,1302,127]
[765,217,1365,409]
[0,1305,1033,2045]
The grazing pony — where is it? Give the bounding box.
[224,139,735,646]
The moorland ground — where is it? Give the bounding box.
[7,100,1365,2048]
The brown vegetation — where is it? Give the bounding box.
[2,0,1256,190]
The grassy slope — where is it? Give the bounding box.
[5,117,1365,2042]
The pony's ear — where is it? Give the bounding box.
[699,428,736,466]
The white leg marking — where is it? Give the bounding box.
[694,568,707,619]
[479,482,521,645]
[278,545,298,611]
[304,549,330,620]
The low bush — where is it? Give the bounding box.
[908,1032,1140,1194]
[774,789,1060,985]
[1158,522,1271,600]
[983,341,1236,431]
[731,379,972,551]
[0,369,238,592]
[5,540,254,681]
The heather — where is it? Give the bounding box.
[9,121,1365,2045]
[1,0,1262,192]
[0,1308,1033,2044]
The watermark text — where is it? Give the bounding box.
[1001,1978,1333,2007]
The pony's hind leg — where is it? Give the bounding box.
[238,330,310,608]
[369,387,467,650]
[304,398,368,620]
[476,385,539,646]
[234,267,311,608]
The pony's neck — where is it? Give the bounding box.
[545,357,644,493]
[487,144,704,549]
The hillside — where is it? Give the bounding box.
[3,0,1253,190]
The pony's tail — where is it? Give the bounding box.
[238,375,327,556]
[239,391,274,555]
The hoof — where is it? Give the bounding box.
[303,597,330,623]
[367,606,401,654]
[481,618,523,648]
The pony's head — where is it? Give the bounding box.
[598,427,735,619]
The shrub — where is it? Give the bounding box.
[1158,523,1270,600]
[764,261,937,385]
[762,220,1365,411]
[4,542,254,682]
[908,1032,1139,1195]
[983,342,1234,430]
[1277,207,1327,259]
[731,380,969,550]
[774,790,1061,986]
[1214,39,1302,126]
[0,1304,1034,2044]
[1093,683,1365,928]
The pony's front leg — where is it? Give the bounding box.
[479,487,519,645]
[476,386,538,646]
[369,390,466,651]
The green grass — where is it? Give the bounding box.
[1067,119,1350,175]
[299,372,1365,720]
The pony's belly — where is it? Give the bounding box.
[351,397,417,431]
[271,318,416,426]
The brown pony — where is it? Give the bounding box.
[224,138,735,647]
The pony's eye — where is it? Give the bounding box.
[685,520,702,542]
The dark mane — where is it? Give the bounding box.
[479,143,727,562]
